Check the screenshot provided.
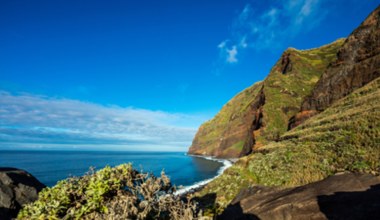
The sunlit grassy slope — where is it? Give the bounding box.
[189,39,345,158]
[259,39,346,146]
[198,76,380,207]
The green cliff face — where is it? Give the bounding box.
[188,81,263,158]
[198,76,380,207]
[195,6,380,212]
[188,39,345,158]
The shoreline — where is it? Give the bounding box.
[174,154,236,196]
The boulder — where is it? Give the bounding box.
[219,173,380,220]
[0,168,45,220]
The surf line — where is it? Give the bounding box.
[174,154,235,196]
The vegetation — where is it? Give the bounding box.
[189,81,263,157]
[189,38,345,157]
[16,41,379,219]
[197,76,380,209]
[259,38,345,146]
[18,164,198,220]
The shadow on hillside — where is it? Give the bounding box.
[218,202,259,220]
[191,192,259,220]
[0,207,14,220]
[191,193,218,217]
[318,184,380,220]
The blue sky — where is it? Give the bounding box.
[0,0,378,151]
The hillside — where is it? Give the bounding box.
[291,6,380,128]
[188,39,345,158]
[191,5,380,215]
[197,76,380,208]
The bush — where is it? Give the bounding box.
[18,164,198,220]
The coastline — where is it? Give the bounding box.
[174,154,236,196]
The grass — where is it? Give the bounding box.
[188,81,263,157]
[197,76,380,209]
[259,38,345,146]
[189,38,345,157]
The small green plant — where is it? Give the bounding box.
[18,164,198,220]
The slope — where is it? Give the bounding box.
[197,76,380,208]
[291,5,380,128]
[188,39,345,158]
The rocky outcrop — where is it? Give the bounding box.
[280,52,292,74]
[291,6,380,129]
[0,168,45,220]
[188,82,264,158]
[219,173,380,220]
[189,39,344,158]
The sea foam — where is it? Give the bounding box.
[174,154,233,195]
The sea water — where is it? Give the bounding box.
[0,151,230,191]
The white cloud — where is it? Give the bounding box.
[217,0,325,64]
[239,36,248,48]
[217,40,228,49]
[226,46,238,63]
[0,91,209,151]
[238,4,252,24]
[294,0,321,24]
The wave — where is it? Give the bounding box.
[174,154,233,195]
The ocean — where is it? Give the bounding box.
[0,150,228,190]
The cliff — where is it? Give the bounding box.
[198,74,380,208]
[290,5,380,128]
[193,5,380,212]
[188,39,345,158]
[189,6,380,159]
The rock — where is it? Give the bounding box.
[188,82,265,158]
[287,110,318,130]
[0,168,45,220]
[218,173,380,220]
[280,52,292,74]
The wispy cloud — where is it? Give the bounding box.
[218,0,325,64]
[0,91,208,151]
[226,46,238,63]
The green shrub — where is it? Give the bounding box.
[18,164,198,220]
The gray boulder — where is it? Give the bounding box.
[0,168,45,220]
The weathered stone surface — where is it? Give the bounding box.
[292,6,380,128]
[0,168,45,220]
[218,173,380,220]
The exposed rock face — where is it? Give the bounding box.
[218,173,380,220]
[280,52,292,74]
[188,39,344,158]
[188,82,264,158]
[0,168,45,220]
[291,6,380,129]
